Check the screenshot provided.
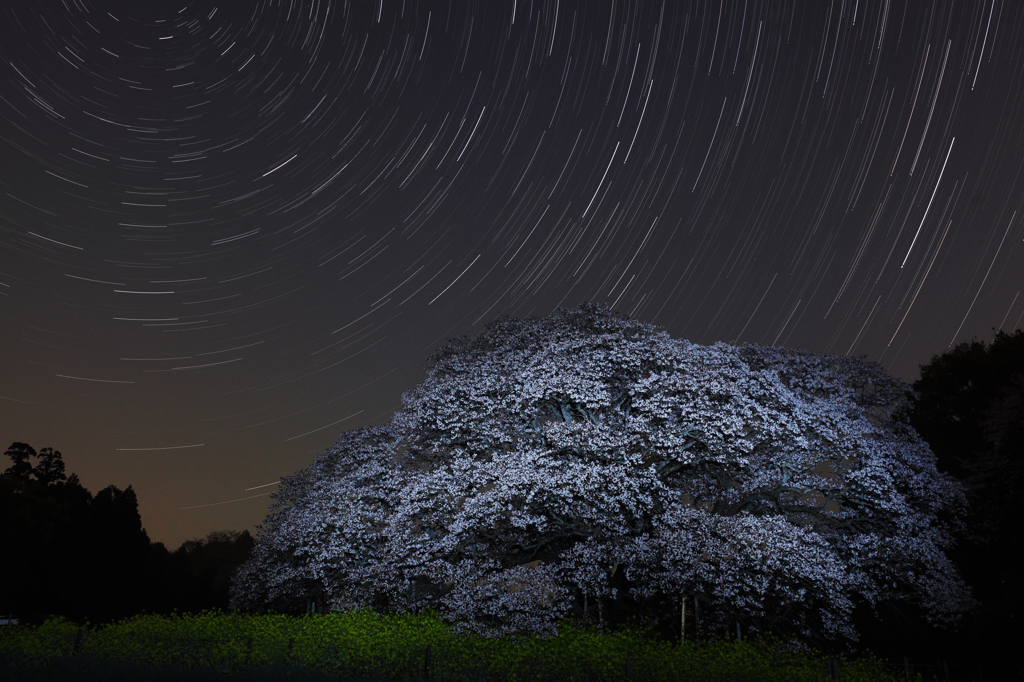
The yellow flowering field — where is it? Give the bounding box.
[0,610,918,682]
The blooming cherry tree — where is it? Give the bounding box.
[231,304,973,644]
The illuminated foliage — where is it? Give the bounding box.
[231,304,972,644]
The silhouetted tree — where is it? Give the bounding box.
[33,447,68,487]
[858,329,1024,672]
[170,530,255,613]
[3,442,37,481]
[909,329,1024,480]
[1,443,92,619]
[87,484,152,622]
[1,443,148,623]
[910,330,1024,558]
[2,442,258,623]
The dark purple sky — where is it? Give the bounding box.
[2,0,1022,549]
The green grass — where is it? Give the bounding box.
[0,610,917,682]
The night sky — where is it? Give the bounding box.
[2,0,1022,549]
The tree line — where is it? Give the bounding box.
[0,445,252,625]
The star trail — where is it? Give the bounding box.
[2,0,1022,548]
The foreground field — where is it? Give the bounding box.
[0,610,917,682]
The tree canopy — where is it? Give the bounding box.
[897,329,1023,667]
[2,442,258,623]
[909,329,1024,482]
[231,304,972,645]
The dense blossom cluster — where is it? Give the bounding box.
[231,304,973,643]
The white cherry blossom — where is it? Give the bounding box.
[231,303,973,644]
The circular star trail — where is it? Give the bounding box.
[2,0,1022,546]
